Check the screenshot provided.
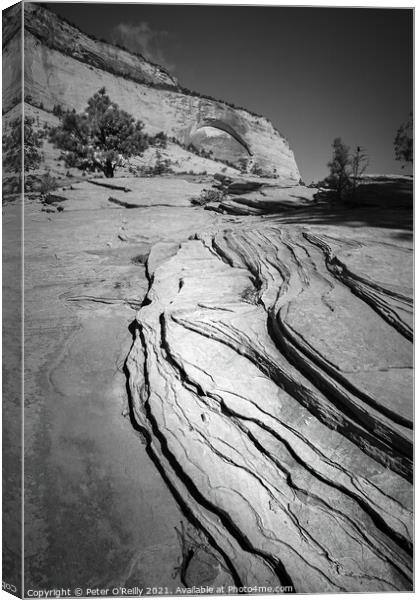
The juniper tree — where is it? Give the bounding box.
[49,88,149,177]
[325,138,369,201]
[326,137,352,200]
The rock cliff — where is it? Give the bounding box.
[2,3,300,182]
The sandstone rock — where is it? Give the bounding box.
[23,3,178,89]
[5,2,412,593]
[208,185,318,215]
[127,221,412,593]
[3,4,301,182]
[225,180,264,195]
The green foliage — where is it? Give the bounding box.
[49,88,149,177]
[2,116,43,174]
[394,113,413,165]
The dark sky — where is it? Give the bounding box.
[46,2,413,182]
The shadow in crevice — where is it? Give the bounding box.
[121,317,245,590]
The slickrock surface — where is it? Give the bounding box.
[126,202,413,592]
[3,173,412,592]
[16,177,238,591]
[207,182,318,215]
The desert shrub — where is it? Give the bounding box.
[128,164,141,176]
[52,104,64,117]
[2,116,43,174]
[2,176,22,196]
[238,158,248,173]
[250,163,264,177]
[150,131,168,148]
[190,188,225,206]
[39,171,58,195]
[153,161,172,175]
[129,157,173,178]
[49,87,149,178]
[151,150,172,175]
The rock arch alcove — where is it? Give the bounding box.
[188,117,252,165]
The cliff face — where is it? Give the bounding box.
[23,2,179,89]
[2,4,21,110]
[3,2,300,182]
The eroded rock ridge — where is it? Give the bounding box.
[127,220,413,593]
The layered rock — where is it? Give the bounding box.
[2,3,300,181]
[126,221,413,593]
[206,175,319,214]
[8,2,178,88]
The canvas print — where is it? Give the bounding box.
[2,1,413,597]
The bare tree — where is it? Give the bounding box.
[350,145,369,199]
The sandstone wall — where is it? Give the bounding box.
[23,3,178,88]
[2,10,21,111]
[3,3,301,182]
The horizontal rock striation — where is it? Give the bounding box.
[126,222,412,593]
[205,176,319,214]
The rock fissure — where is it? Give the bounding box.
[125,221,412,592]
